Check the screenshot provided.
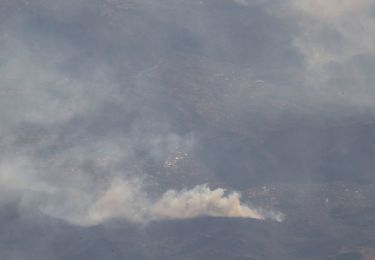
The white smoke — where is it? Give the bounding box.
[79,181,282,226]
[287,0,374,67]
[0,0,301,229]
[86,178,150,225]
[232,0,249,6]
[151,185,264,220]
[0,150,283,226]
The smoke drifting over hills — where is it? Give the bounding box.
[0,0,291,226]
[86,183,278,226]
[0,0,375,259]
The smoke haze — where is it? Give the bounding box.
[0,0,374,259]
[85,183,278,225]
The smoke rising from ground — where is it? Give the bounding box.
[152,185,264,220]
[53,180,281,226]
[0,0,373,237]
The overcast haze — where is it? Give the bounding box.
[1,0,375,259]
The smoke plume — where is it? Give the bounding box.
[151,185,264,220]
[82,181,282,226]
